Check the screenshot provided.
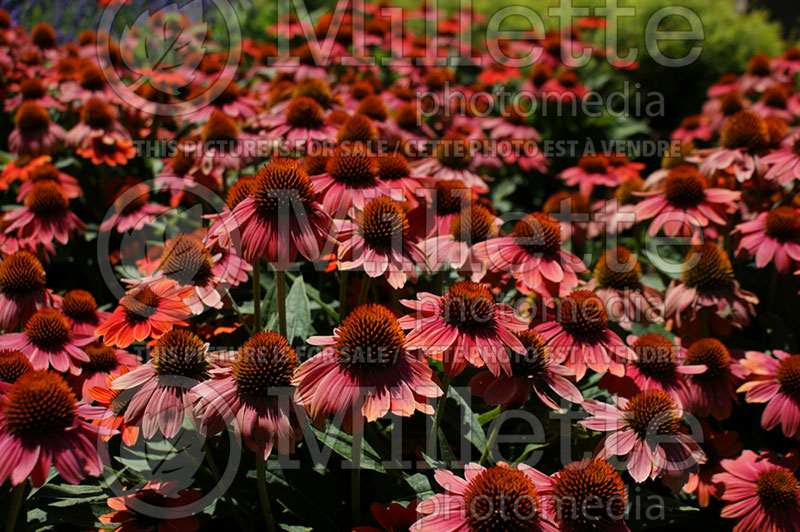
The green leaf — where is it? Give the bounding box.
[284,275,314,342]
[310,422,386,473]
[404,473,433,498]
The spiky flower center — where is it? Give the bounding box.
[777,354,800,398]
[663,165,705,208]
[395,104,419,130]
[756,468,799,513]
[338,113,379,144]
[251,158,316,216]
[233,331,298,396]
[30,163,59,184]
[632,334,678,379]
[158,235,214,287]
[26,181,68,215]
[552,459,627,532]
[293,78,332,107]
[78,64,106,91]
[326,144,378,186]
[122,287,161,325]
[615,177,644,205]
[510,330,549,378]
[4,371,77,437]
[747,53,771,76]
[202,111,238,144]
[286,96,325,129]
[16,101,50,133]
[762,86,788,109]
[376,153,411,181]
[24,308,71,353]
[679,115,702,131]
[450,204,497,243]
[513,213,562,256]
[685,338,730,381]
[624,389,681,436]
[0,251,46,298]
[31,23,57,49]
[83,342,120,373]
[720,91,744,117]
[593,247,642,290]
[435,134,472,169]
[720,110,770,152]
[0,350,33,384]
[225,175,255,209]
[765,206,800,242]
[463,466,541,532]
[441,281,496,332]
[578,154,608,174]
[358,95,388,122]
[81,98,114,129]
[20,78,46,100]
[558,290,608,339]
[151,329,208,379]
[435,180,471,215]
[681,243,734,290]
[359,197,408,250]
[61,289,98,324]
[335,304,406,370]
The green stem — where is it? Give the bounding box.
[253,260,261,332]
[203,442,248,530]
[276,269,287,338]
[430,376,452,444]
[356,276,372,306]
[434,270,445,294]
[768,266,778,314]
[351,429,363,525]
[5,483,25,532]
[339,271,349,320]
[224,289,252,336]
[255,459,278,532]
[479,412,506,466]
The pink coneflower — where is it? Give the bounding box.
[65,97,131,151]
[16,162,81,201]
[474,212,586,298]
[70,341,138,402]
[483,102,541,140]
[337,197,428,289]
[56,288,111,337]
[95,279,192,348]
[733,206,800,273]
[580,389,706,484]
[0,350,33,388]
[3,181,84,246]
[410,462,558,532]
[413,133,489,192]
[598,333,705,409]
[375,152,431,206]
[589,177,644,238]
[740,53,784,93]
[700,110,771,182]
[664,243,758,331]
[112,329,209,439]
[738,350,800,437]
[422,203,499,281]
[542,71,589,103]
[99,182,169,233]
[560,154,622,197]
[8,101,65,156]
[634,165,740,240]
[399,280,527,377]
[293,304,440,432]
[99,480,203,532]
[713,450,800,532]
[194,331,300,460]
[311,143,388,215]
[684,338,747,420]
[470,329,582,410]
[5,77,64,111]
[421,180,474,238]
[672,115,713,144]
[354,500,419,532]
[59,63,119,104]
[0,370,110,486]
[683,422,742,507]
[534,290,635,381]
[751,86,799,122]
[550,459,630,532]
[89,368,140,446]
[0,250,51,331]
[762,134,800,186]
[188,81,259,122]
[0,307,92,374]
[260,96,339,147]
[229,158,331,266]
[583,247,663,329]
[774,47,800,76]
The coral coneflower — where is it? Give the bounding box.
[534,290,635,381]
[584,247,663,328]
[312,143,388,214]
[713,450,800,532]
[8,101,65,156]
[293,304,440,432]
[598,333,705,409]
[194,331,301,460]
[474,212,586,298]
[95,280,192,348]
[682,422,742,507]
[100,182,169,234]
[400,280,527,376]
[16,162,81,202]
[738,350,800,438]
[635,165,740,240]
[0,370,110,486]
[581,389,706,484]
[700,110,770,182]
[112,329,209,439]
[560,154,623,197]
[262,96,338,147]
[3,181,84,246]
[375,152,430,205]
[0,307,92,374]
[550,459,629,532]
[664,243,758,331]
[414,133,489,192]
[0,250,51,331]
[99,481,203,532]
[228,158,331,266]
[57,289,111,337]
[66,97,131,153]
[684,338,747,420]
[76,134,136,167]
[470,329,582,410]
[337,196,428,289]
[733,206,800,273]
[89,368,140,446]
[70,341,137,401]
[410,462,558,532]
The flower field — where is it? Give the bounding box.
[0,1,799,531]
